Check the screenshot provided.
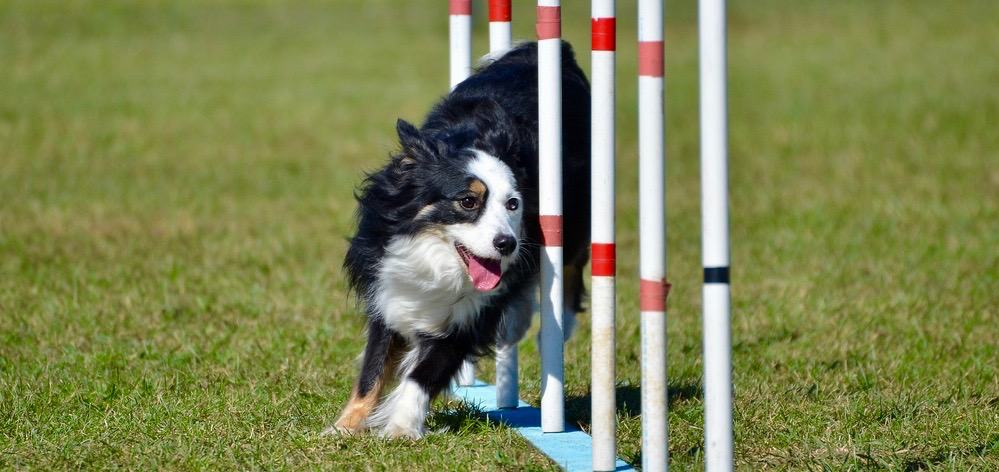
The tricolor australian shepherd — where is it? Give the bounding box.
[327,42,590,439]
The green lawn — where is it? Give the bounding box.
[1,0,996,469]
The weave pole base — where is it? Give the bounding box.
[453,380,634,472]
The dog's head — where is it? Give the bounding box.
[377,119,524,292]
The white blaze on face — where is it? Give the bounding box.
[446,150,523,291]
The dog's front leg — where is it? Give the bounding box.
[325,317,403,435]
[370,338,466,439]
[373,377,431,439]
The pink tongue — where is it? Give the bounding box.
[467,255,502,291]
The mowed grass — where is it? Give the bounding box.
[1,0,996,469]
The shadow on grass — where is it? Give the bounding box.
[566,383,702,428]
[433,383,705,433]
[564,383,702,468]
[428,382,700,469]
[900,439,999,471]
[426,399,493,435]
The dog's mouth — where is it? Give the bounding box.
[455,244,502,292]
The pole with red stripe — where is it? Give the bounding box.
[537,0,564,433]
[451,0,477,387]
[590,0,617,469]
[638,0,669,469]
[488,0,512,54]
[491,0,519,410]
[449,0,472,91]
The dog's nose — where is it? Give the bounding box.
[493,234,517,256]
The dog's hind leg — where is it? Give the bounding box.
[531,259,585,345]
[498,285,535,346]
[495,287,535,407]
[562,259,587,341]
[325,317,403,435]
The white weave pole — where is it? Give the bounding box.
[638,0,669,470]
[451,0,477,387]
[449,0,472,91]
[590,0,617,469]
[699,0,734,469]
[490,0,519,410]
[537,0,565,433]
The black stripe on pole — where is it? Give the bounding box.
[704,266,730,284]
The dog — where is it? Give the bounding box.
[327,42,591,439]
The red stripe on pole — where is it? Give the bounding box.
[539,215,563,247]
[591,18,616,51]
[638,40,664,77]
[536,6,561,40]
[640,278,671,311]
[450,0,471,15]
[489,0,511,21]
[591,243,616,277]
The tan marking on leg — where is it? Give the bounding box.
[329,338,404,434]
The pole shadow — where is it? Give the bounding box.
[565,382,703,429]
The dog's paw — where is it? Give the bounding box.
[322,417,367,436]
[380,422,425,440]
[320,425,344,436]
[321,425,359,437]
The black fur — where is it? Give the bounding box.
[356,317,403,397]
[343,42,591,407]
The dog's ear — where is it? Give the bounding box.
[396,119,422,150]
[395,118,433,170]
[391,118,429,174]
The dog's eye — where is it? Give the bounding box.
[506,198,520,211]
[460,196,479,210]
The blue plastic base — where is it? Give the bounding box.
[452,380,634,471]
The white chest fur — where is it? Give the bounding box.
[373,234,498,339]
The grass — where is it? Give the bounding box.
[1,0,996,469]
